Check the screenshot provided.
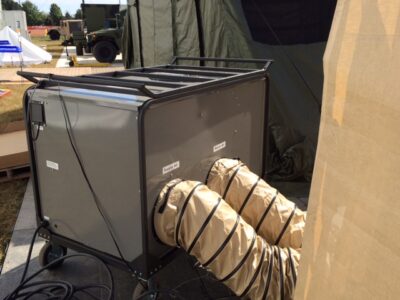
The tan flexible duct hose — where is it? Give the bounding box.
[206,159,306,250]
[154,179,299,300]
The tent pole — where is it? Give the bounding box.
[135,0,144,67]
[194,0,205,66]
[18,33,23,72]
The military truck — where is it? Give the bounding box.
[85,26,122,63]
[72,4,124,63]
[47,19,84,43]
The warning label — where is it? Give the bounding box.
[46,160,59,171]
[162,161,180,175]
[213,141,226,152]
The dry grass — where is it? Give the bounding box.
[0,179,28,269]
[0,83,31,127]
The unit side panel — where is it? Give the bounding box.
[145,78,266,257]
[32,90,142,261]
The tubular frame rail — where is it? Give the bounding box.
[18,57,273,100]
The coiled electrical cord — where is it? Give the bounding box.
[3,222,114,300]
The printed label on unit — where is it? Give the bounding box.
[213,141,226,152]
[46,160,59,171]
[162,161,180,175]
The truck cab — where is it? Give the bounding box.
[72,5,125,63]
[47,19,84,44]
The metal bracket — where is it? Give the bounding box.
[30,101,46,126]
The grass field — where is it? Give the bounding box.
[0,179,28,270]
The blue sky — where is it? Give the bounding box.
[29,0,127,14]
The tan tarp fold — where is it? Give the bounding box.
[295,0,400,299]
[154,179,299,299]
[207,159,306,250]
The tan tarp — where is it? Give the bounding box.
[0,130,28,170]
[154,179,299,300]
[295,0,400,299]
[207,159,306,250]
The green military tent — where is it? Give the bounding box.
[122,0,337,181]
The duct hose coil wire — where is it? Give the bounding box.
[153,159,305,300]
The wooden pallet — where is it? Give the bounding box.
[0,164,30,183]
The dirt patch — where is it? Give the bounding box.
[0,179,28,269]
[0,83,31,127]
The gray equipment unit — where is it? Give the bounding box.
[19,57,272,279]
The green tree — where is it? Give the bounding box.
[74,8,82,19]
[22,1,46,25]
[1,0,22,10]
[49,3,63,25]
[64,12,72,19]
[44,15,53,26]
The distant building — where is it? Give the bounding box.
[1,11,29,39]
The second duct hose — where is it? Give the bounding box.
[206,158,306,250]
[154,159,305,299]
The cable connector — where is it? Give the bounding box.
[40,219,49,228]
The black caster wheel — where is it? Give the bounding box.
[68,60,74,67]
[132,283,146,300]
[132,281,158,300]
[39,242,67,270]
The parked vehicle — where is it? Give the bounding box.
[85,28,121,63]
[73,5,125,63]
[47,19,84,44]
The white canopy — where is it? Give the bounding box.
[0,26,52,66]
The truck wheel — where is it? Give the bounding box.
[39,242,67,270]
[49,30,60,41]
[76,44,84,56]
[93,41,117,63]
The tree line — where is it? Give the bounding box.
[1,0,82,26]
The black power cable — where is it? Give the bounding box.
[3,226,114,300]
[19,221,47,285]
[25,84,41,142]
[55,85,147,289]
